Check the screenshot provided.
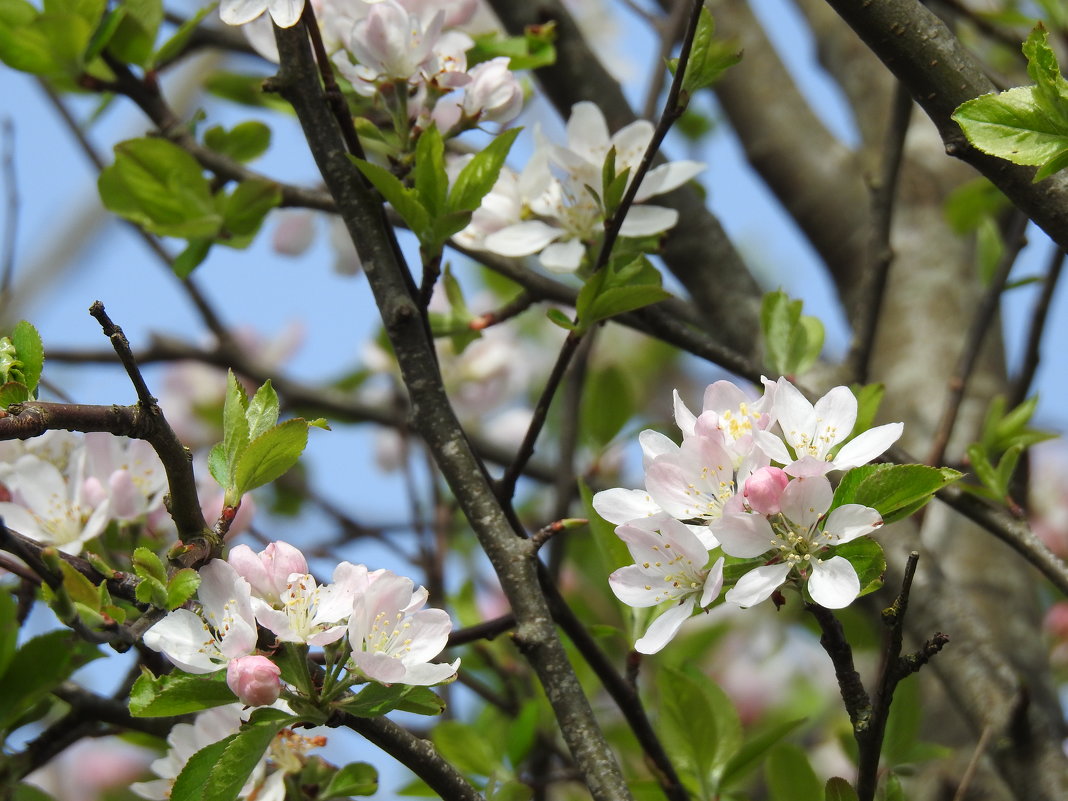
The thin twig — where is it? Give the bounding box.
[926,210,1029,467]
[848,82,912,384]
[952,725,995,801]
[89,302,157,408]
[1008,245,1066,408]
[593,0,705,275]
[808,603,872,730]
[496,332,581,501]
[641,0,692,121]
[446,614,517,647]
[469,292,536,330]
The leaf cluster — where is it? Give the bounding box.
[0,321,44,407]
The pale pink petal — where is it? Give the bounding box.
[143,610,223,674]
[754,429,793,465]
[566,102,610,162]
[808,556,860,608]
[267,0,304,27]
[609,564,663,607]
[401,659,460,685]
[638,429,677,465]
[700,556,725,607]
[673,388,697,438]
[779,476,833,528]
[712,512,776,559]
[812,386,858,448]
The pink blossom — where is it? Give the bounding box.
[228,540,309,605]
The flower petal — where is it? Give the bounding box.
[712,511,776,559]
[725,563,792,608]
[780,475,833,529]
[808,556,860,608]
[619,205,678,237]
[592,487,661,525]
[824,504,882,544]
[220,0,267,25]
[634,160,705,202]
[635,597,694,654]
[832,423,904,470]
[539,238,586,273]
[483,221,561,257]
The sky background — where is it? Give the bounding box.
[1,0,1066,793]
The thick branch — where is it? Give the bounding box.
[271,21,632,801]
[822,0,1068,254]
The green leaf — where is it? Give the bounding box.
[344,682,446,717]
[134,575,168,607]
[0,591,18,678]
[204,121,272,163]
[832,464,962,524]
[245,379,280,442]
[0,630,78,730]
[851,383,884,436]
[351,157,431,242]
[107,0,162,65]
[430,720,502,777]
[204,71,295,113]
[824,777,859,801]
[323,762,379,798]
[171,719,283,801]
[581,365,633,448]
[943,178,1011,234]
[222,179,281,238]
[831,538,885,598]
[719,718,805,791]
[132,546,168,584]
[129,669,237,717]
[976,216,1004,285]
[414,125,447,219]
[583,285,672,327]
[657,666,742,795]
[760,289,823,376]
[151,2,216,67]
[165,568,201,610]
[208,441,230,490]
[467,25,556,71]
[0,382,29,406]
[233,418,309,496]
[953,86,1068,179]
[98,138,222,238]
[10,320,43,394]
[447,127,522,215]
[222,369,251,481]
[173,238,212,278]
[765,743,822,801]
[545,308,577,331]
[680,7,741,96]
[1023,25,1068,123]
[83,6,124,62]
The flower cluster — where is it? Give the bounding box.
[131,703,323,801]
[144,540,459,705]
[460,102,705,273]
[594,377,903,653]
[0,431,169,554]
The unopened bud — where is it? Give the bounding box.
[227,655,282,707]
[743,467,790,515]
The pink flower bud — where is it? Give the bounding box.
[744,467,790,516]
[227,655,281,707]
[463,58,523,124]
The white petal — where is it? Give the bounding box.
[143,611,222,673]
[268,0,304,27]
[592,487,661,525]
[824,504,882,544]
[566,102,610,162]
[700,557,725,607]
[725,563,792,608]
[220,0,267,25]
[638,429,677,466]
[539,239,586,273]
[619,205,678,236]
[832,423,904,470]
[808,556,860,608]
[673,388,697,438]
[635,597,694,654]
[401,659,460,685]
[610,565,663,607]
[754,429,793,465]
[812,386,858,449]
[634,160,705,202]
[483,221,561,256]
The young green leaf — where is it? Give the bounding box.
[222,179,281,238]
[430,720,502,778]
[129,669,237,718]
[765,743,822,801]
[679,7,742,97]
[322,762,379,798]
[166,568,202,610]
[98,138,222,238]
[447,127,521,215]
[245,379,280,442]
[151,2,216,68]
[824,777,860,801]
[413,125,447,219]
[10,320,43,394]
[232,418,309,497]
[106,0,162,66]
[350,157,431,242]
[204,121,272,163]
[171,719,283,801]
